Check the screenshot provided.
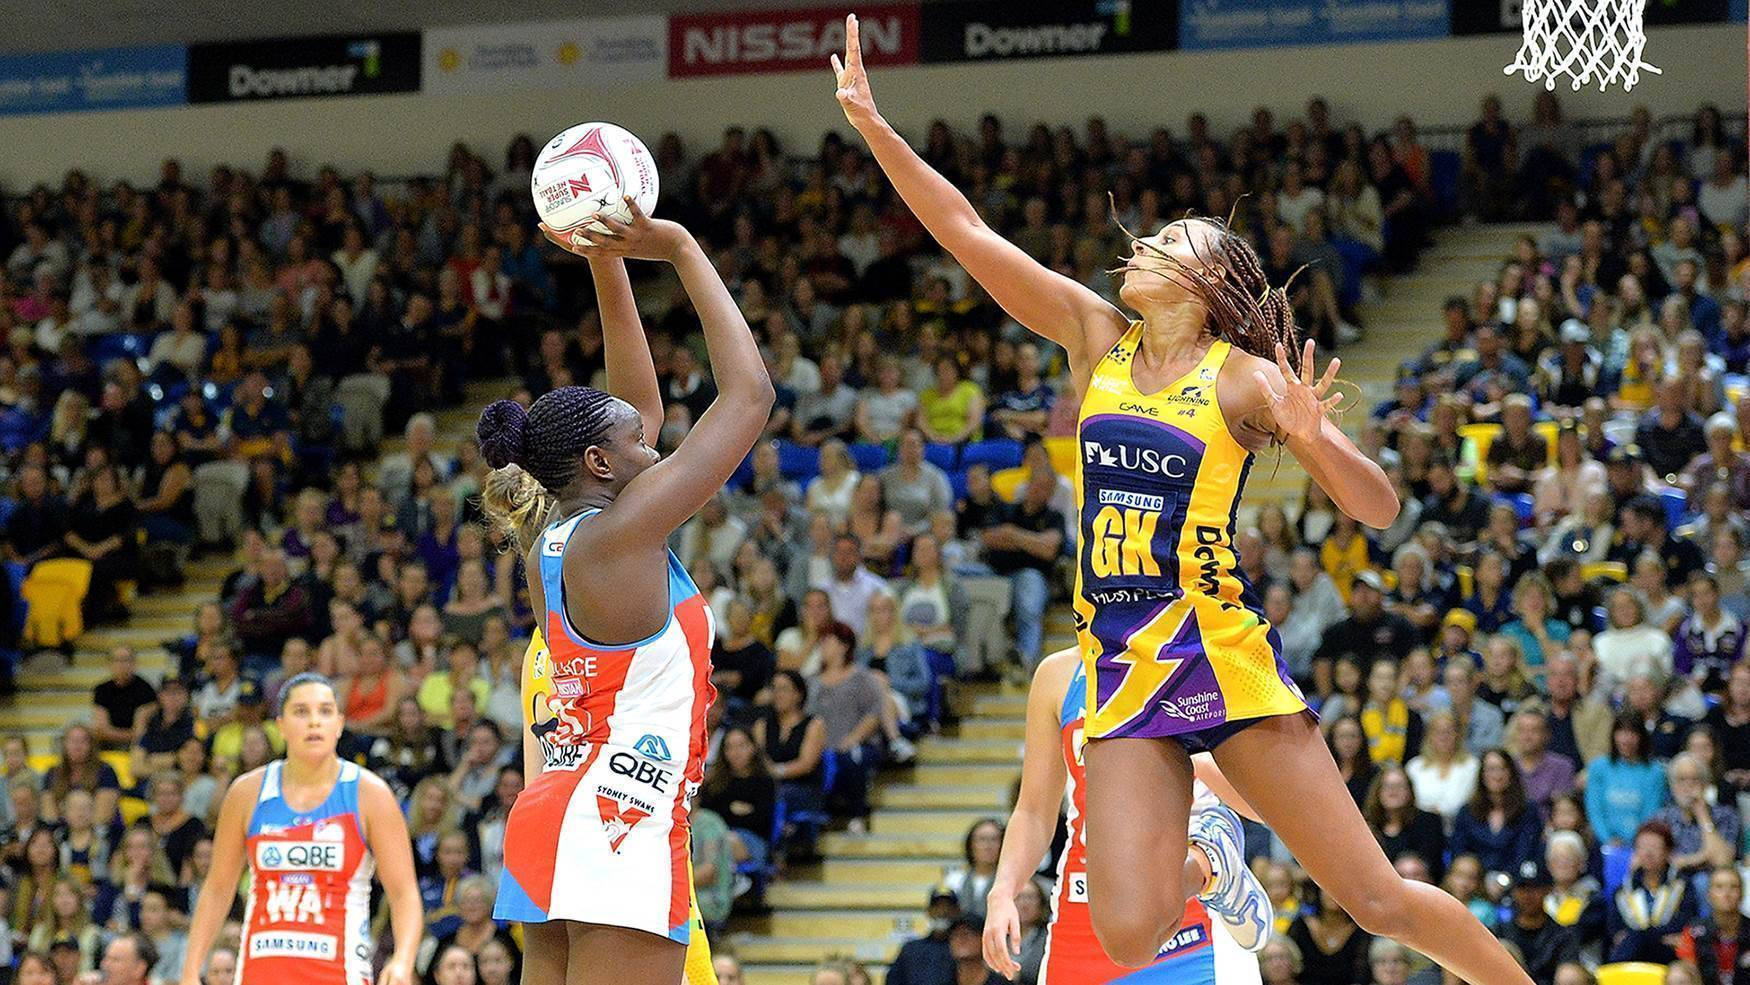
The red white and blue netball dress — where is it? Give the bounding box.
[238,760,376,985]
[495,509,715,942]
[1044,662,1260,985]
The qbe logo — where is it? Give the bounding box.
[256,841,345,872]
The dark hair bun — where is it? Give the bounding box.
[477,400,529,469]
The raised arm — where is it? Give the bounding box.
[588,257,665,443]
[984,650,1075,979]
[831,15,1125,367]
[542,202,774,541]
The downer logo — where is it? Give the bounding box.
[256,841,345,872]
[189,33,420,104]
[921,1,1175,65]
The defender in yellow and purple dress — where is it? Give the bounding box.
[1074,325,1309,747]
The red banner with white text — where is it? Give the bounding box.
[667,4,920,78]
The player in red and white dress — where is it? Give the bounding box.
[476,200,771,985]
[985,648,1263,985]
[180,673,422,985]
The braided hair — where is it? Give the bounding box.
[1112,209,1304,375]
[476,387,623,552]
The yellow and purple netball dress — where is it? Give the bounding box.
[1073,324,1309,748]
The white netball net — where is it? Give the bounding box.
[1504,0,1661,92]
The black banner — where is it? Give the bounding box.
[188,33,421,103]
[1455,0,1731,35]
[919,0,1175,64]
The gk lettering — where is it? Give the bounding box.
[1089,506,1161,578]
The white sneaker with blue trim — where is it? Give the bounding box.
[1188,804,1272,953]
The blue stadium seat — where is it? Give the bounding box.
[1659,488,1689,529]
[848,442,889,472]
[1500,493,1535,528]
[924,442,958,471]
[1602,842,1633,898]
[961,438,1025,472]
[949,469,970,503]
[774,441,820,481]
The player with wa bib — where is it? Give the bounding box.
[179,673,422,985]
[477,199,772,985]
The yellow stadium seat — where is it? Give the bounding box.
[27,753,55,773]
[1458,423,1503,486]
[1596,964,1668,985]
[1044,436,1076,477]
[1581,561,1629,583]
[101,750,134,790]
[118,796,149,826]
[1456,564,1475,599]
[20,558,92,649]
[991,466,1027,503]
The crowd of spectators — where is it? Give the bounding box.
[0,76,1735,985]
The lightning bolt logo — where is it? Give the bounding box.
[1092,601,1191,735]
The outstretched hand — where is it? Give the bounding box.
[538,195,689,264]
[1254,340,1341,444]
[830,14,880,130]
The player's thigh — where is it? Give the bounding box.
[1209,714,1404,926]
[565,921,687,985]
[522,921,568,985]
[1081,736,1196,913]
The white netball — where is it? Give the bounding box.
[530,122,659,234]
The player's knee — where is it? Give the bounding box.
[1341,881,1413,939]
[1091,906,1180,968]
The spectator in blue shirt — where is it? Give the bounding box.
[1586,712,1669,848]
[1449,748,1544,882]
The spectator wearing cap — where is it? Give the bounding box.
[1602,444,1653,513]
[207,680,283,775]
[1313,571,1418,672]
[1608,820,1697,963]
[885,885,960,985]
[1586,713,1668,848]
[1537,321,1604,415]
[90,647,157,751]
[1650,752,1741,882]
[1636,377,1709,484]
[1674,868,1750,985]
[1681,413,1750,512]
[1498,857,1581,985]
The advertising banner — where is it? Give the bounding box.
[188,33,421,103]
[424,16,665,94]
[668,4,919,77]
[1454,0,1732,34]
[919,0,1175,63]
[1182,0,1451,49]
[0,44,185,116]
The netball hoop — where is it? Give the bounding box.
[1504,0,1661,92]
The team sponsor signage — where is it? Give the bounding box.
[0,44,185,116]
[667,4,920,77]
[1453,0,1731,34]
[424,16,665,94]
[188,33,420,103]
[919,0,1176,63]
[1182,0,1450,49]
